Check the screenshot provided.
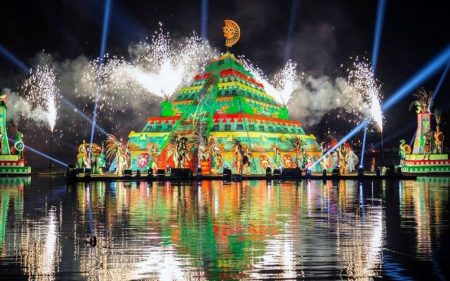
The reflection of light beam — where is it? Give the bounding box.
[371,0,386,74]
[284,0,299,61]
[9,138,68,167]
[431,60,450,100]
[89,0,113,158]
[200,0,209,40]
[313,121,368,167]
[0,44,30,73]
[360,125,368,168]
[382,45,450,112]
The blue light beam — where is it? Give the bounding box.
[432,59,450,100]
[382,45,450,112]
[284,0,300,62]
[359,125,368,168]
[360,0,386,170]
[61,98,108,136]
[313,120,368,168]
[26,145,68,167]
[0,44,30,73]
[89,0,113,158]
[371,0,386,74]
[99,0,112,66]
[9,138,68,167]
[200,0,209,40]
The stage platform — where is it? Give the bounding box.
[66,171,418,182]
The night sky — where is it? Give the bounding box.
[0,0,449,169]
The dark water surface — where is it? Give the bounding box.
[0,177,448,280]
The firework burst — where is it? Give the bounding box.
[21,64,59,132]
[348,58,384,132]
[79,26,218,115]
[241,58,298,105]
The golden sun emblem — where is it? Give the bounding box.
[223,19,240,47]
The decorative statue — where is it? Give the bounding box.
[345,145,359,173]
[147,143,159,175]
[208,137,223,174]
[14,131,25,159]
[399,139,406,165]
[272,144,283,169]
[288,136,309,169]
[98,143,106,172]
[106,135,129,176]
[423,130,432,160]
[90,143,105,175]
[409,88,432,114]
[76,140,91,169]
[233,139,251,174]
[331,151,339,169]
[259,154,271,171]
[338,146,347,175]
[434,110,444,154]
[167,133,194,168]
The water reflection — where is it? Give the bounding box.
[0,177,448,280]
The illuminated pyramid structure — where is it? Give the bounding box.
[128,52,322,174]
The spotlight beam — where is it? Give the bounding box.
[8,138,68,168]
[99,0,112,66]
[0,44,30,73]
[382,45,450,112]
[60,97,109,136]
[361,0,387,170]
[284,0,300,61]
[359,124,368,168]
[200,0,209,40]
[431,59,450,100]
[371,0,386,74]
[313,121,368,167]
[89,0,113,158]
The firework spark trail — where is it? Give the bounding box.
[273,60,298,105]
[348,58,384,132]
[21,64,59,132]
[241,58,298,106]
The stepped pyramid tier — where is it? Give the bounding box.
[127,52,322,174]
[400,90,450,175]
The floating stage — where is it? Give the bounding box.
[66,168,417,182]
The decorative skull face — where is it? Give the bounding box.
[223,26,235,39]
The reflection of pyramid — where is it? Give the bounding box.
[128,52,321,174]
